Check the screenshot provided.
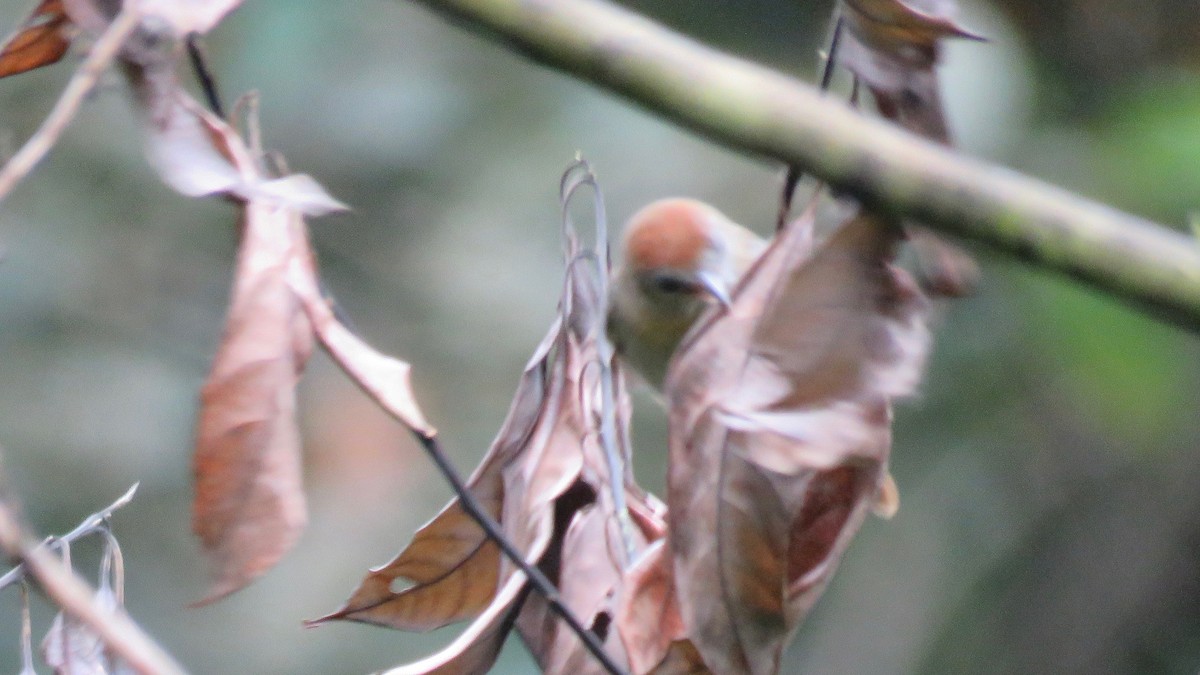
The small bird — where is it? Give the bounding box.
[606,196,901,518]
[606,197,767,391]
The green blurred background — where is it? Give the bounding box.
[1,0,1199,672]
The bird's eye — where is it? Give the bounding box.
[651,274,693,294]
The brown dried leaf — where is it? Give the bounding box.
[839,0,983,143]
[842,0,982,49]
[111,10,343,602]
[291,278,435,438]
[192,202,313,604]
[649,641,710,675]
[315,287,585,661]
[306,326,554,630]
[41,581,131,675]
[516,465,665,674]
[355,230,648,674]
[663,207,930,674]
[0,0,72,78]
[135,91,347,215]
[616,540,688,674]
[381,574,530,675]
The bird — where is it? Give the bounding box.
[606,197,767,391]
[606,196,900,518]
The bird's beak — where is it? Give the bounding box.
[695,271,732,308]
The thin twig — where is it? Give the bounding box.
[0,487,186,675]
[411,432,627,675]
[778,13,844,230]
[0,7,142,206]
[0,483,138,592]
[185,33,224,118]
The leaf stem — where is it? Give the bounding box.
[0,6,142,206]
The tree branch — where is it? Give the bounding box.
[0,486,187,675]
[405,0,1200,331]
[0,6,142,206]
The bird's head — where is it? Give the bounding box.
[619,197,739,310]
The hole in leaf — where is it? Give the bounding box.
[389,576,415,595]
[591,610,612,642]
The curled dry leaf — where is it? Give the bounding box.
[839,0,983,142]
[0,0,72,78]
[60,0,241,37]
[616,540,701,675]
[305,323,551,631]
[309,283,583,669]
[324,228,653,674]
[0,0,242,79]
[662,206,931,674]
[287,246,434,441]
[41,557,132,675]
[833,0,982,297]
[134,90,347,216]
[515,439,665,674]
[192,202,313,604]
[180,71,346,602]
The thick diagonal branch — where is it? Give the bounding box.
[406,0,1200,331]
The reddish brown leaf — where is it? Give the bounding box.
[839,0,983,143]
[649,641,710,675]
[616,540,691,674]
[192,202,313,603]
[171,65,354,602]
[516,420,667,675]
[381,574,530,675]
[305,327,553,631]
[288,253,435,441]
[663,207,930,674]
[317,279,589,670]
[0,0,72,78]
[345,227,654,674]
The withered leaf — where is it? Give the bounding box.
[316,279,587,672]
[136,91,347,215]
[616,540,695,675]
[41,579,132,675]
[0,0,71,79]
[192,202,313,604]
[177,52,351,603]
[158,45,345,603]
[288,249,435,441]
[833,0,982,297]
[351,219,646,674]
[839,0,983,143]
[516,452,664,674]
[306,324,555,631]
[663,207,930,674]
[513,294,665,674]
